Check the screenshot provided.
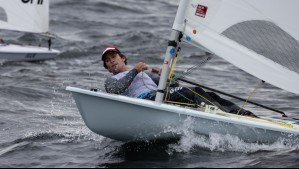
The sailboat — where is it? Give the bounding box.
[0,0,60,62]
[66,0,299,144]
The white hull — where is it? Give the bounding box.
[66,87,299,144]
[0,44,60,62]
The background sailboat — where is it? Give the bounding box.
[0,0,60,62]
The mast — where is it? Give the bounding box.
[155,0,189,103]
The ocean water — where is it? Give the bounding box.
[1,0,299,168]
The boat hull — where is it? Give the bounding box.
[67,87,299,144]
[0,44,60,62]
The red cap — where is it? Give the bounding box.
[101,46,121,60]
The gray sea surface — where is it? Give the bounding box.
[1,0,299,168]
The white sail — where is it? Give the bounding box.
[173,0,299,95]
[0,0,49,33]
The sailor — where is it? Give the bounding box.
[101,46,257,117]
[48,38,52,50]
[0,38,5,44]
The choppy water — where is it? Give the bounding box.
[1,0,299,168]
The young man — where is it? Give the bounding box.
[102,46,257,117]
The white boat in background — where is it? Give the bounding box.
[67,0,299,144]
[0,0,60,62]
[0,44,60,62]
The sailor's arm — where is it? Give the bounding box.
[105,69,138,94]
[105,62,148,94]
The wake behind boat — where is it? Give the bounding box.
[0,43,60,62]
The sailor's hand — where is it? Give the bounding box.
[135,62,148,73]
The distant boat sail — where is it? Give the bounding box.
[66,0,299,144]
[165,0,299,96]
[0,0,49,33]
[0,0,60,62]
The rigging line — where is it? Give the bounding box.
[166,89,194,103]
[165,86,170,101]
[165,68,213,107]
[164,50,211,103]
[187,56,211,72]
[183,86,218,108]
[165,101,205,109]
[168,43,181,81]
[183,85,231,113]
[168,53,179,81]
[171,56,212,82]
[164,38,213,107]
[141,71,157,91]
[237,80,264,115]
[165,37,183,102]
[163,84,217,110]
[174,64,201,79]
[178,77,288,117]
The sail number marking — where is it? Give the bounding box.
[21,0,44,5]
[25,53,37,59]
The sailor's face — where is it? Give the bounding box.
[104,53,127,74]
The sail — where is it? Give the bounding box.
[173,0,299,95]
[0,0,49,33]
